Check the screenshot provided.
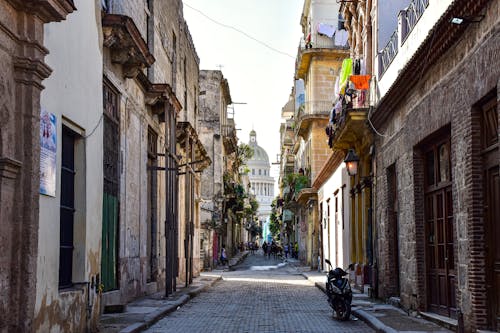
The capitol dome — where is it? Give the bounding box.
[248,130,269,164]
[246,130,274,222]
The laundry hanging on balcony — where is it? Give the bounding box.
[339,58,353,94]
[349,75,371,90]
[334,29,348,46]
[317,23,335,38]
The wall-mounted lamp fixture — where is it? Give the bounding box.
[344,148,360,177]
[450,15,484,25]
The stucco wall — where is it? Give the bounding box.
[36,0,103,331]
[319,165,350,270]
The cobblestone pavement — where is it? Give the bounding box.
[144,252,374,333]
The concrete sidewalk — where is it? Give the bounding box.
[98,251,249,333]
[293,263,455,333]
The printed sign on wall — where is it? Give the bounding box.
[40,109,57,197]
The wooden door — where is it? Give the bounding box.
[387,164,400,295]
[482,96,499,330]
[101,81,120,292]
[424,138,457,318]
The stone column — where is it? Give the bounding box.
[0,1,74,332]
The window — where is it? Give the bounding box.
[59,126,77,288]
[259,169,261,176]
[252,169,255,175]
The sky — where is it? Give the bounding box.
[182,0,303,188]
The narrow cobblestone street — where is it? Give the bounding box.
[144,252,374,333]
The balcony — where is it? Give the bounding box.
[328,89,370,150]
[222,119,237,154]
[295,33,349,79]
[400,0,430,42]
[295,100,331,139]
[377,30,398,78]
[378,0,429,78]
[280,119,295,147]
[102,14,155,78]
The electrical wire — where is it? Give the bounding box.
[84,113,104,140]
[183,2,295,59]
[367,105,388,137]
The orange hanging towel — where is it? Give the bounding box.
[349,75,371,90]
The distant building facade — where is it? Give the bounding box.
[198,70,235,269]
[247,130,274,236]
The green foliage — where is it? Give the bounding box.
[237,143,254,165]
[281,173,309,204]
[268,198,281,237]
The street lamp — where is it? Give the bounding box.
[344,149,359,176]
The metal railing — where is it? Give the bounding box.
[378,30,399,77]
[299,33,338,50]
[401,0,429,42]
[300,100,332,117]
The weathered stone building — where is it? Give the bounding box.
[292,0,349,268]
[99,0,194,310]
[0,1,76,332]
[371,0,499,330]
[34,1,104,331]
[198,70,234,270]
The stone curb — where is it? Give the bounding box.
[304,273,395,333]
[351,309,399,333]
[117,276,222,333]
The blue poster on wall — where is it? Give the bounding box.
[40,109,57,197]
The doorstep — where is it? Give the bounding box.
[419,311,458,331]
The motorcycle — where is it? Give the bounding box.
[324,259,352,321]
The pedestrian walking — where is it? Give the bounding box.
[284,244,289,258]
[220,246,227,266]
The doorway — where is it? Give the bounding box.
[481,96,499,330]
[424,136,457,318]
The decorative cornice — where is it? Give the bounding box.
[7,0,76,23]
[14,57,53,89]
[296,187,317,205]
[102,14,155,78]
[136,72,182,118]
[177,122,211,171]
[312,150,345,190]
[0,157,22,180]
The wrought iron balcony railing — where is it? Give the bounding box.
[378,30,399,77]
[401,0,429,42]
[378,0,429,78]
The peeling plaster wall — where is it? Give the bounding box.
[35,0,103,332]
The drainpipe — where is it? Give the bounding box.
[185,137,190,287]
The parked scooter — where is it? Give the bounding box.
[324,259,352,320]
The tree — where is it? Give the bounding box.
[269,198,281,239]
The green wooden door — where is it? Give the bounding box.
[101,192,118,291]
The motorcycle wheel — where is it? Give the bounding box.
[335,302,351,321]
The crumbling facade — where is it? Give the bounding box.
[198,70,234,270]
[0,1,75,332]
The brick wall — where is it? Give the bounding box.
[374,1,499,329]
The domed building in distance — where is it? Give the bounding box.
[246,130,274,242]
